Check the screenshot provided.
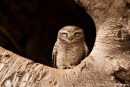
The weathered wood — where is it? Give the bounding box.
[0,0,130,87]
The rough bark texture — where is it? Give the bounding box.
[0,0,130,87]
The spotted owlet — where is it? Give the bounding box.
[52,25,89,69]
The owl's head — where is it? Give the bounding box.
[58,25,85,43]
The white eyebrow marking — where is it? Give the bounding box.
[60,30,68,33]
[73,30,83,33]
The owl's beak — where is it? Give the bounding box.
[69,36,73,41]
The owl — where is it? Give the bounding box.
[52,25,89,69]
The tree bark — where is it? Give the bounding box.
[0,0,130,87]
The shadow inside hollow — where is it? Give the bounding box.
[0,0,96,67]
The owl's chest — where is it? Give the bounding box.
[57,43,84,59]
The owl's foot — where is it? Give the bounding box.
[59,65,75,69]
[60,65,66,69]
[67,65,75,69]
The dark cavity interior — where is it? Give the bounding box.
[0,0,96,67]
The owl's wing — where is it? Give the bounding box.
[84,42,89,57]
[52,42,58,68]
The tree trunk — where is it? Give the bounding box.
[0,0,130,87]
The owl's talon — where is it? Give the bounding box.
[67,65,75,69]
[60,65,66,69]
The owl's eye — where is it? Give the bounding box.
[62,33,68,37]
[74,32,80,37]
